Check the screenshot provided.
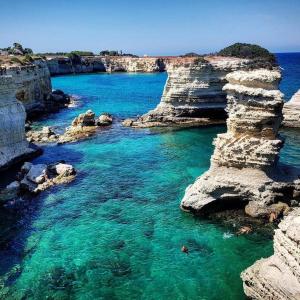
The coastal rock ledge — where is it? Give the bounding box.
[241,208,300,300]
[0,75,39,170]
[181,69,300,217]
[283,89,300,128]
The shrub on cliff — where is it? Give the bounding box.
[218,43,276,63]
[99,50,119,56]
[67,53,82,64]
[22,54,34,63]
[70,51,94,56]
[181,52,201,57]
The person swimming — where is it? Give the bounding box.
[181,245,189,254]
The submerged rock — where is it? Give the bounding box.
[241,208,300,299]
[0,181,20,202]
[181,69,300,218]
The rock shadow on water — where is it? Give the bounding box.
[0,146,84,290]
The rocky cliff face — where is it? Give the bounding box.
[123,56,257,128]
[283,89,300,128]
[181,69,300,217]
[0,75,38,170]
[241,208,300,299]
[46,56,166,75]
[2,60,52,116]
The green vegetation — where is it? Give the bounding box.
[70,51,94,56]
[99,50,138,57]
[100,50,119,56]
[9,57,22,65]
[181,52,201,57]
[67,52,82,64]
[0,43,33,55]
[218,43,276,63]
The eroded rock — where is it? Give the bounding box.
[19,161,76,194]
[27,110,113,144]
[241,208,300,299]
[97,113,113,126]
[123,56,267,128]
[283,89,300,128]
[181,69,300,217]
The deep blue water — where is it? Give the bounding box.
[0,53,299,299]
[277,52,300,100]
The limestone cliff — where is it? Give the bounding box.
[181,69,300,217]
[283,89,300,128]
[2,60,52,116]
[123,56,256,128]
[241,208,300,299]
[46,56,166,75]
[0,75,38,170]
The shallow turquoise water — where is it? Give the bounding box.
[0,72,278,300]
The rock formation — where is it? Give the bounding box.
[0,75,39,170]
[283,89,300,128]
[123,56,254,128]
[181,69,300,217]
[3,60,52,115]
[27,110,113,144]
[241,208,300,299]
[46,56,166,75]
[0,161,76,203]
[1,60,71,118]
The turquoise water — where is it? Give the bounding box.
[1,54,300,299]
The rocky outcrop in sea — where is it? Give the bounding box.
[241,208,300,299]
[122,56,276,128]
[27,110,113,144]
[180,69,300,218]
[0,161,76,204]
[283,89,300,128]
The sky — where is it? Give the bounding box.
[1,0,300,55]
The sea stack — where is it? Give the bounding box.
[283,89,300,128]
[241,208,300,299]
[124,56,249,127]
[181,68,300,217]
[0,75,37,170]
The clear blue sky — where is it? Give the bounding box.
[1,0,300,55]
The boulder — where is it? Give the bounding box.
[72,110,96,127]
[55,163,76,176]
[97,114,113,126]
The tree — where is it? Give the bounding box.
[218,43,276,63]
[24,48,33,54]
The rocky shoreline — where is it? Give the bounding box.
[1,44,300,299]
[242,208,300,299]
